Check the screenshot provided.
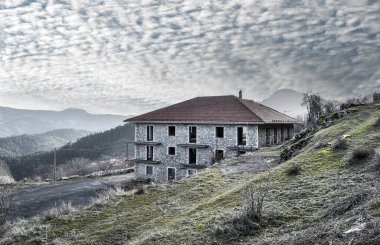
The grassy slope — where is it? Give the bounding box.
[4,103,380,245]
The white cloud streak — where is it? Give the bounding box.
[0,0,379,114]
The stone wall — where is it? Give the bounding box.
[134,123,259,182]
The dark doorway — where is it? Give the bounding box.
[215,150,224,161]
[189,148,197,164]
[168,168,175,182]
[281,127,284,142]
[274,128,278,144]
[147,145,153,161]
[237,127,246,145]
[266,128,270,146]
[189,126,197,143]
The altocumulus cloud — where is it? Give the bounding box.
[0,0,379,114]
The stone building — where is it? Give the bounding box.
[125,93,296,182]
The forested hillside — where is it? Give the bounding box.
[0,129,91,157]
[2,124,135,180]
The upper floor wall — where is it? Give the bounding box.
[135,123,259,148]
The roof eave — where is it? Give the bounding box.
[124,120,266,125]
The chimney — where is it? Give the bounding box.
[238,90,242,99]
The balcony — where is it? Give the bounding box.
[131,159,161,165]
[177,144,209,149]
[227,145,258,152]
[180,164,207,169]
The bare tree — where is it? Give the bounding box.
[302,92,325,127]
[324,100,340,114]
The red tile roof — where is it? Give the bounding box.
[125,95,296,124]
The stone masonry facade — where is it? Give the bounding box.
[134,123,259,182]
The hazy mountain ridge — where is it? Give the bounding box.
[261,89,307,117]
[0,106,129,137]
[0,129,91,157]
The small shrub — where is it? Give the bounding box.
[349,148,375,165]
[286,164,302,176]
[332,138,348,150]
[213,186,266,238]
[134,185,145,195]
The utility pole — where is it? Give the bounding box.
[54,148,56,181]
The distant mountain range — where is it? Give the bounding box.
[0,129,91,157]
[0,107,129,137]
[261,89,307,117]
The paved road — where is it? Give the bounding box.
[11,174,138,220]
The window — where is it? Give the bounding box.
[168,126,176,136]
[147,126,153,141]
[189,148,197,164]
[189,126,197,143]
[146,165,153,175]
[187,169,197,177]
[216,127,224,138]
[168,147,176,155]
[147,145,153,161]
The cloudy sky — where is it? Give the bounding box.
[0,0,379,115]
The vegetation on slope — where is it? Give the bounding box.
[2,124,134,180]
[2,103,380,244]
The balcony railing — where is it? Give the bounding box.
[177,143,209,149]
[131,159,161,165]
[227,145,258,151]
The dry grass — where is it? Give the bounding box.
[43,201,76,221]
[94,186,134,206]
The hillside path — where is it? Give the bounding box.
[219,151,281,175]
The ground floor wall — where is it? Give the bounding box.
[258,124,294,147]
